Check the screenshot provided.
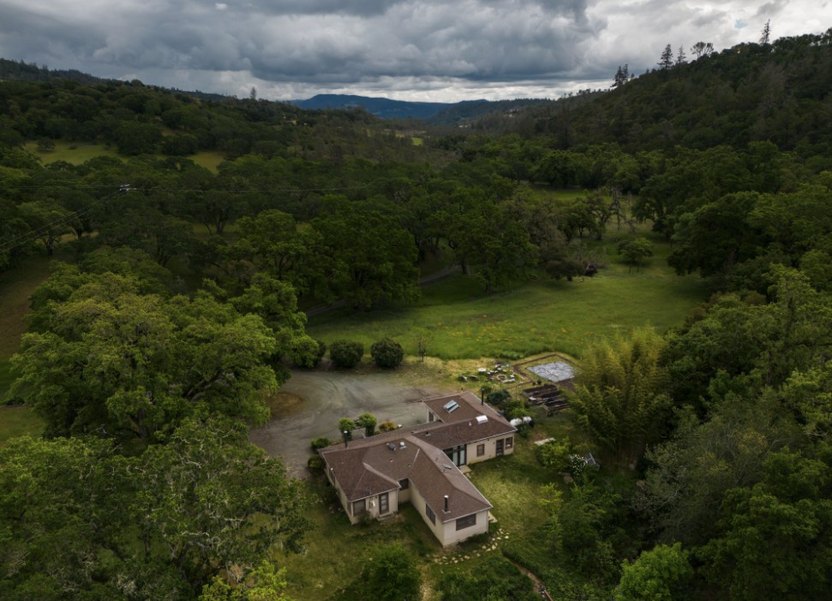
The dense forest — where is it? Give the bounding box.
[1,29,832,600]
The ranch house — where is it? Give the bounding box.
[319,391,516,547]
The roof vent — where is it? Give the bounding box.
[399,441,406,449]
[387,442,397,451]
[476,415,488,425]
[443,400,460,413]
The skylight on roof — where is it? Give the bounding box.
[443,400,460,413]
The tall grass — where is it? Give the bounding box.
[310,238,706,360]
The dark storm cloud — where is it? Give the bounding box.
[242,0,402,16]
[0,0,828,100]
[0,0,596,81]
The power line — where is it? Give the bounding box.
[0,206,93,254]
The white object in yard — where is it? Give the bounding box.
[509,416,533,427]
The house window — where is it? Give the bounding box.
[456,514,477,531]
[476,443,485,457]
[505,436,514,449]
[399,478,409,490]
[425,504,436,525]
[352,499,366,516]
[379,493,389,514]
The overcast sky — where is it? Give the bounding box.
[1,0,830,102]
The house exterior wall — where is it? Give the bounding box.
[440,510,489,545]
[408,483,448,544]
[340,489,361,525]
[325,467,400,524]
[465,435,515,466]
[409,483,489,546]
[344,488,398,524]
[366,489,399,519]
[398,484,412,504]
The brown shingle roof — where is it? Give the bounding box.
[424,391,499,423]
[320,437,416,501]
[319,392,511,517]
[406,436,491,522]
[320,434,491,520]
[411,418,514,450]
[419,391,515,448]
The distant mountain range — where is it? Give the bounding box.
[0,58,552,125]
[291,94,552,123]
[291,94,451,120]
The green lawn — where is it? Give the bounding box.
[0,405,43,444]
[528,186,596,203]
[24,141,120,164]
[0,360,14,401]
[0,255,52,359]
[310,239,707,360]
[189,150,227,172]
[0,256,50,438]
[24,141,227,172]
[279,481,439,601]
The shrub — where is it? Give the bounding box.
[618,237,653,268]
[503,397,529,420]
[330,340,364,368]
[487,389,512,407]
[437,555,535,601]
[338,418,356,437]
[360,544,421,601]
[379,420,398,432]
[307,456,324,472]
[356,413,377,437]
[370,338,404,369]
[310,437,331,451]
[536,440,573,472]
[289,336,327,368]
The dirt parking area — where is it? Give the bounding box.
[249,368,450,477]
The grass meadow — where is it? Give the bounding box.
[310,234,707,360]
[24,141,227,172]
[0,256,49,440]
[24,141,121,164]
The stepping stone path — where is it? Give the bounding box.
[431,528,509,565]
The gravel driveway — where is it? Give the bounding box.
[249,369,448,477]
